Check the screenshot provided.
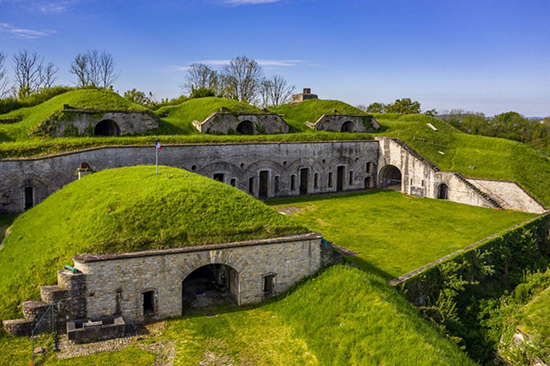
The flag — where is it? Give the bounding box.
[156,138,162,150]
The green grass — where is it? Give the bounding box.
[0,89,147,142]
[0,166,308,320]
[517,286,550,345]
[269,191,534,279]
[0,215,15,242]
[155,97,266,134]
[270,99,369,132]
[163,265,475,365]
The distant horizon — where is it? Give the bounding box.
[1,0,549,117]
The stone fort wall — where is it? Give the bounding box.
[0,138,545,215]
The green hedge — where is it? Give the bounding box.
[398,214,550,362]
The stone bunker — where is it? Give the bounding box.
[306,114,381,133]
[193,112,289,135]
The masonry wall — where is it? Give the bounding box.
[194,113,289,134]
[73,233,323,322]
[312,114,380,133]
[0,141,380,215]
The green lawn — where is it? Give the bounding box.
[0,215,15,242]
[0,166,308,320]
[0,266,476,366]
[517,286,550,346]
[269,191,534,279]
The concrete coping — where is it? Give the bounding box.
[74,232,323,264]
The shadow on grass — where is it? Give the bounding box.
[266,189,391,206]
[344,256,395,281]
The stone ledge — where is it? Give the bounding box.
[74,232,323,263]
[3,319,34,337]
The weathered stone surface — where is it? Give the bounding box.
[2,319,34,336]
[48,110,160,137]
[73,233,324,322]
[309,114,380,133]
[193,112,289,135]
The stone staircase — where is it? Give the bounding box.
[453,172,503,210]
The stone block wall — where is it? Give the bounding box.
[72,233,324,322]
[311,114,380,133]
[194,112,289,135]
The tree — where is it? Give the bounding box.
[182,63,219,94]
[0,52,9,98]
[384,98,421,114]
[13,50,50,99]
[424,108,438,117]
[267,75,294,107]
[259,78,272,109]
[356,104,367,112]
[221,56,263,103]
[69,50,119,88]
[123,88,155,108]
[366,102,385,113]
[40,62,58,89]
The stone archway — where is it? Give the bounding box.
[181,264,239,314]
[341,121,354,132]
[437,183,449,199]
[236,121,254,135]
[379,165,402,190]
[94,120,121,136]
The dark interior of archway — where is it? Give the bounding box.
[382,166,402,188]
[236,121,254,135]
[182,264,238,314]
[438,184,449,199]
[341,121,354,132]
[94,120,120,136]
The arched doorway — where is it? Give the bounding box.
[341,121,354,132]
[182,264,239,314]
[437,183,449,199]
[236,121,254,135]
[94,120,120,136]
[379,165,402,190]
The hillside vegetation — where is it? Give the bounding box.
[0,166,308,320]
[155,97,266,134]
[0,89,147,141]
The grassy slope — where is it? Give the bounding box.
[155,97,266,134]
[516,286,550,345]
[270,99,369,132]
[164,266,475,365]
[0,166,307,319]
[270,191,534,279]
[0,215,15,242]
[0,89,147,142]
[0,267,475,365]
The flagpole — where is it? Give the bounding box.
[155,137,159,175]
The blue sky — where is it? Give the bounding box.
[0,0,549,116]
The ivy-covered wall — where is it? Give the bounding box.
[398,213,550,362]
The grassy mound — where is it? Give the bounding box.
[155,97,266,134]
[0,89,147,141]
[270,99,369,132]
[164,265,476,365]
[0,166,308,319]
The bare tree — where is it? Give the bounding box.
[181,63,219,94]
[221,56,263,103]
[0,52,9,98]
[69,49,119,88]
[259,78,272,109]
[13,50,43,98]
[356,104,367,112]
[40,62,58,89]
[268,75,295,107]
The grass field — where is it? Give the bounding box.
[0,166,308,320]
[269,191,534,279]
[517,286,550,347]
[0,266,476,365]
[0,215,15,242]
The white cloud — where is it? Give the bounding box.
[0,23,56,39]
[187,59,307,67]
[1,0,74,13]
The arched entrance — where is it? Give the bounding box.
[182,264,239,314]
[94,120,120,136]
[341,121,354,132]
[379,165,402,190]
[236,121,254,135]
[437,183,449,199]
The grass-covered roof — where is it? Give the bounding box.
[0,166,308,319]
[0,89,147,141]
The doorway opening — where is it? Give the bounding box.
[341,121,354,132]
[24,187,34,211]
[213,173,224,183]
[380,165,402,190]
[299,168,309,195]
[259,170,269,199]
[336,166,345,192]
[236,121,254,135]
[94,120,120,136]
[142,290,155,316]
[438,183,449,199]
[263,274,276,297]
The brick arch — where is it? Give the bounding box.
[325,156,356,170]
[243,160,286,177]
[285,158,324,175]
[196,161,242,177]
[177,249,251,283]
